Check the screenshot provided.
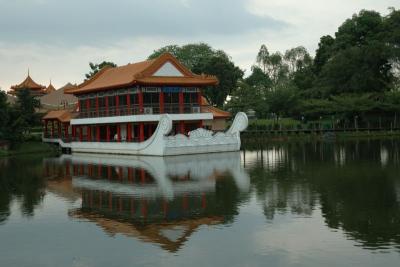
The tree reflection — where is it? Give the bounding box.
[0,155,46,223]
[245,138,400,249]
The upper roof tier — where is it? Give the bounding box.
[10,74,46,91]
[66,53,218,95]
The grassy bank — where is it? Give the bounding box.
[0,141,57,157]
[242,130,400,143]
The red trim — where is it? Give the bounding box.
[138,90,144,113]
[179,121,185,134]
[179,91,184,113]
[105,96,109,116]
[106,125,110,142]
[79,126,83,141]
[139,123,144,142]
[126,94,131,115]
[96,125,100,142]
[115,95,119,115]
[117,124,121,142]
[96,96,99,116]
[127,123,131,142]
[87,126,91,142]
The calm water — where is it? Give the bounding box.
[1,139,400,267]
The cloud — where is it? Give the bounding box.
[0,0,399,91]
[0,0,285,44]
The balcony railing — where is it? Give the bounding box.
[78,104,202,119]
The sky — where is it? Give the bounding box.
[0,0,399,91]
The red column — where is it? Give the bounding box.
[64,123,69,139]
[87,126,91,142]
[159,91,164,113]
[105,96,109,116]
[127,123,131,142]
[44,120,48,137]
[138,90,143,113]
[96,96,99,117]
[115,95,119,115]
[179,91,184,113]
[79,126,83,141]
[179,121,185,134]
[197,91,202,106]
[72,125,76,140]
[127,94,131,115]
[51,121,55,138]
[139,123,144,142]
[96,125,100,142]
[117,124,121,142]
[86,99,90,117]
[106,125,110,142]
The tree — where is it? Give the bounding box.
[256,44,270,73]
[149,43,243,107]
[245,66,272,89]
[85,61,117,80]
[0,91,9,140]
[15,89,41,133]
[284,46,312,74]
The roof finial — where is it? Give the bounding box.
[28,68,30,76]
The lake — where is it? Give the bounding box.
[1,138,400,267]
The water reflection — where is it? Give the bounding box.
[243,139,400,250]
[43,152,250,253]
[1,138,400,260]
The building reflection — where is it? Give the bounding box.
[43,152,250,252]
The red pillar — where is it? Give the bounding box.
[197,91,202,106]
[138,90,143,113]
[86,99,90,117]
[115,95,119,115]
[139,123,144,142]
[179,91,184,113]
[117,124,121,142]
[64,123,69,139]
[127,123,131,142]
[51,120,55,138]
[96,125,100,142]
[106,125,110,142]
[159,91,164,113]
[44,120,48,137]
[179,121,185,134]
[79,126,83,141]
[105,96,109,116]
[87,126,91,142]
[96,96,99,117]
[126,94,131,115]
[72,125,76,140]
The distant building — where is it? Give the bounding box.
[9,73,47,97]
[40,83,78,112]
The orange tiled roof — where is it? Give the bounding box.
[42,110,75,122]
[201,96,231,118]
[45,83,56,94]
[66,53,218,94]
[10,75,46,91]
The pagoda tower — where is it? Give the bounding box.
[9,71,46,97]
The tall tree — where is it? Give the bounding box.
[284,46,312,74]
[85,61,117,80]
[256,44,270,73]
[149,43,243,107]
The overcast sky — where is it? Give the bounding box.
[0,0,399,91]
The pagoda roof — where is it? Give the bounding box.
[10,74,46,91]
[201,97,231,119]
[42,110,75,122]
[66,53,218,95]
[45,82,56,94]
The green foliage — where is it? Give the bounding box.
[226,82,266,117]
[0,89,40,144]
[149,43,243,107]
[85,61,117,80]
